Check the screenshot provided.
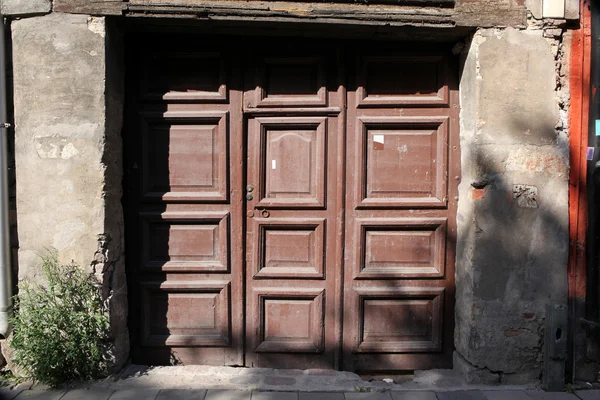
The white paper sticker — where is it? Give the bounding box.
[373,134,385,144]
[272,160,277,169]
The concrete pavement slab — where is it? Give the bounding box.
[299,393,344,400]
[390,391,437,400]
[156,389,208,400]
[13,391,67,400]
[252,392,298,400]
[437,391,486,400]
[482,391,533,400]
[345,393,393,400]
[60,388,115,400]
[109,388,160,399]
[575,390,600,400]
[205,390,252,400]
[0,388,23,400]
[526,392,579,400]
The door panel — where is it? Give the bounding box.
[248,117,327,208]
[139,112,229,202]
[251,218,326,279]
[244,41,343,369]
[343,47,458,372]
[354,217,448,279]
[356,116,449,208]
[125,36,244,366]
[356,56,449,107]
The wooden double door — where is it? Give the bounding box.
[125,35,459,372]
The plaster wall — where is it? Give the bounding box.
[9,12,128,370]
[456,27,569,383]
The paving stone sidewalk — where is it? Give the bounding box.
[0,388,597,400]
[0,366,597,400]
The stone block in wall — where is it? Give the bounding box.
[527,0,543,19]
[10,12,127,371]
[543,0,565,18]
[565,0,580,20]
[0,0,51,16]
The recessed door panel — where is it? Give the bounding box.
[140,112,229,202]
[355,116,449,208]
[141,281,231,347]
[355,218,447,279]
[248,117,327,208]
[356,287,444,353]
[356,56,449,107]
[252,218,326,279]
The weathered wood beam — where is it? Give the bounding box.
[53,0,127,15]
[51,0,528,29]
[125,1,454,27]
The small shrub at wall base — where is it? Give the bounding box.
[9,254,111,387]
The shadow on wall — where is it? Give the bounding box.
[454,28,570,381]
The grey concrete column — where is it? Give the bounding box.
[455,27,569,384]
[10,12,128,370]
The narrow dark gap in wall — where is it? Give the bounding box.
[4,19,19,303]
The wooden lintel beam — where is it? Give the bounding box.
[53,0,128,15]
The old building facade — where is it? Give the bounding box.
[0,0,595,387]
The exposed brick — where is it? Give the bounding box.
[471,188,486,200]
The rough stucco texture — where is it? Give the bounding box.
[456,27,569,383]
[1,0,51,15]
[11,13,128,369]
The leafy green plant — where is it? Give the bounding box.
[10,253,110,387]
[564,384,576,394]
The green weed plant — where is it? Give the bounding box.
[10,254,110,387]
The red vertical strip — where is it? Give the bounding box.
[568,0,591,380]
[576,0,592,301]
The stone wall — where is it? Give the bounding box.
[455,26,570,383]
[9,12,128,370]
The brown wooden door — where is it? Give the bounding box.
[126,35,457,371]
[125,35,245,366]
[342,46,459,371]
[243,41,345,369]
